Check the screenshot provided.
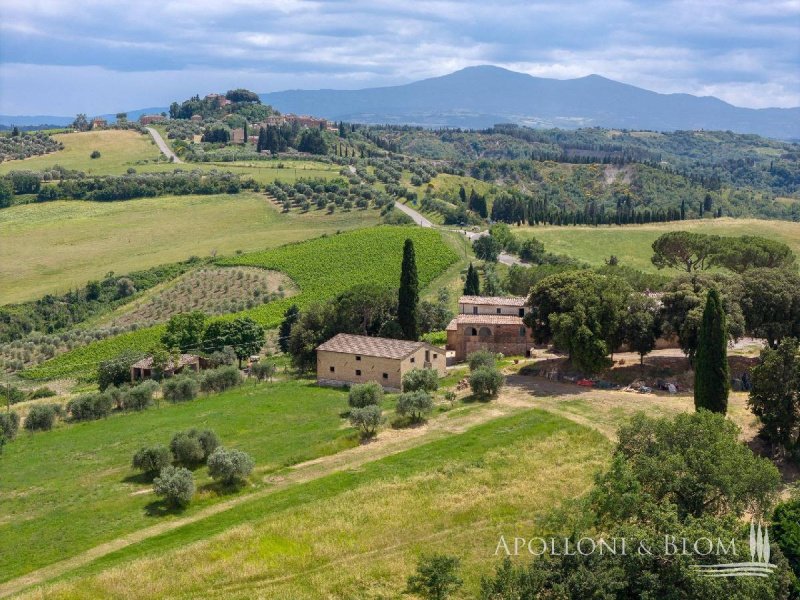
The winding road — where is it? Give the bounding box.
[146,127,182,164]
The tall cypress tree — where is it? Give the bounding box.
[464,263,480,295]
[398,239,419,340]
[694,288,730,414]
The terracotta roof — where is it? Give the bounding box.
[131,354,199,370]
[316,334,440,360]
[459,295,526,306]
[446,314,526,330]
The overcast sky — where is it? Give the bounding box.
[1,0,798,115]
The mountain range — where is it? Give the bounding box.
[3,66,798,139]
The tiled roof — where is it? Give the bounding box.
[131,354,199,370]
[446,314,526,330]
[458,295,526,306]
[316,334,440,360]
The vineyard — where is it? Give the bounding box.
[24,226,459,381]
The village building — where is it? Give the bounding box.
[316,333,446,391]
[130,354,200,382]
[90,117,107,129]
[190,114,203,123]
[230,128,245,144]
[205,93,231,108]
[446,296,533,362]
[139,114,166,125]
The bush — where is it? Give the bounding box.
[772,498,800,582]
[98,352,143,391]
[123,380,160,411]
[402,368,439,393]
[170,429,219,466]
[206,347,237,368]
[132,445,172,474]
[162,375,199,403]
[200,365,242,393]
[207,447,255,485]
[153,465,195,508]
[0,385,26,405]
[90,150,101,159]
[396,390,434,423]
[467,350,496,371]
[30,387,56,399]
[66,392,113,421]
[348,381,384,408]
[469,367,504,399]
[0,411,20,440]
[24,404,60,431]
[349,405,383,438]
[250,361,276,382]
[406,553,463,600]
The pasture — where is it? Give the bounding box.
[0,192,380,304]
[515,218,800,272]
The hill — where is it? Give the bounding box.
[262,65,800,139]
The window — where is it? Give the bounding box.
[355,355,361,361]
[497,308,501,314]
[355,369,362,376]
[433,353,438,359]
[470,327,478,336]
[519,327,526,337]
[519,308,525,317]
[425,350,430,362]
[382,373,388,379]
[479,327,492,336]
[329,366,335,373]
[410,357,415,363]
[473,306,478,315]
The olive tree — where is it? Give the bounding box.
[153,466,195,508]
[207,447,255,485]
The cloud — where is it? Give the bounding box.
[0,0,797,114]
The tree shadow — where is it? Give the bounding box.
[390,415,427,429]
[198,480,247,496]
[144,499,186,517]
[122,472,155,485]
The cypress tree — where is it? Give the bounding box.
[680,198,686,220]
[464,263,480,295]
[398,239,419,340]
[278,304,299,353]
[694,288,730,414]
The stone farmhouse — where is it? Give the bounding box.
[139,114,166,125]
[316,333,446,391]
[130,354,200,382]
[90,117,107,129]
[446,296,533,362]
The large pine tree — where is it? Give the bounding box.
[398,239,419,340]
[694,288,730,414]
[464,263,480,296]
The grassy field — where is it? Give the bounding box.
[15,409,608,599]
[23,226,459,380]
[0,380,361,584]
[0,130,162,175]
[0,192,381,304]
[516,218,800,272]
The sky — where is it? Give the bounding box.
[0,0,799,115]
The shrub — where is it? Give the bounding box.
[349,405,383,438]
[348,381,384,408]
[30,387,56,399]
[162,375,199,403]
[0,411,20,440]
[90,150,101,159]
[123,380,160,411]
[205,347,237,368]
[406,553,463,600]
[772,498,800,581]
[170,429,219,465]
[469,367,504,399]
[207,447,255,485]
[396,390,434,423]
[0,385,26,405]
[66,393,113,421]
[402,368,439,393]
[250,361,276,382]
[467,350,496,371]
[153,466,195,508]
[24,404,60,431]
[132,445,172,474]
[200,365,242,393]
[98,352,143,391]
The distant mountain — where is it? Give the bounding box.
[0,107,168,128]
[261,66,800,139]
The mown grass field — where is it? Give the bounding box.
[16,409,609,599]
[0,192,381,304]
[516,218,800,272]
[23,226,459,380]
[0,380,360,584]
[0,130,162,175]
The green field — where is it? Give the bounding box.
[0,192,381,304]
[23,226,459,380]
[13,409,608,599]
[0,380,360,584]
[517,218,800,272]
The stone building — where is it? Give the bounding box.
[316,333,446,392]
[458,295,528,317]
[446,296,533,362]
[130,354,200,382]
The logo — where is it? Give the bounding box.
[690,521,777,578]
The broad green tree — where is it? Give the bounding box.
[161,311,206,353]
[651,231,720,272]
